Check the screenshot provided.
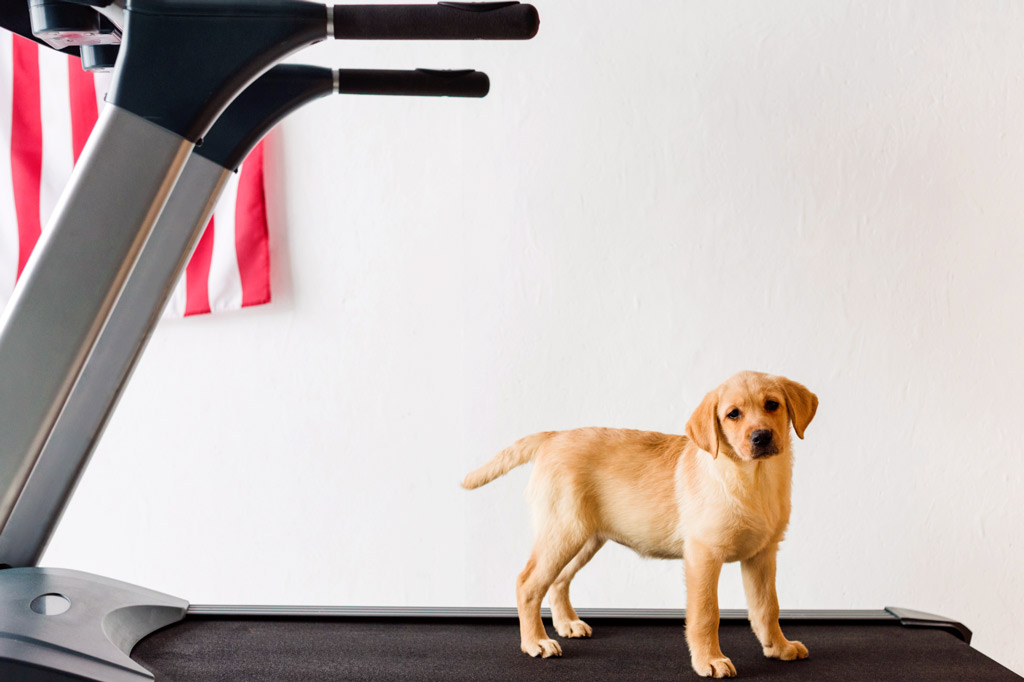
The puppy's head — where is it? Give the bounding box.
[685,371,817,461]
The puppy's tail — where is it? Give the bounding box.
[461,431,556,490]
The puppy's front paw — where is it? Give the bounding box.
[521,638,562,658]
[555,619,593,638]
[691,655,736,678]
[763,639,808,661]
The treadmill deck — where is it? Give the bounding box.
[131,610,1022,681]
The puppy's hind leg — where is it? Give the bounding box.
[548,537,605,639]
[517,532,588,658]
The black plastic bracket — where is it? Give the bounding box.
[109,0,328,142]
[0,1,72,53]
[28,0,120,51]
[195,65,335,172]
[885,606,973,644]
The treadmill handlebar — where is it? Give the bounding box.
[103,0,536,140]
[332,2,539,40]
[196,65,490,171]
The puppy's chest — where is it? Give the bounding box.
[689,486,788,562]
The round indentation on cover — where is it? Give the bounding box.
[30,593,71,616]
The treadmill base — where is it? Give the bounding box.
[0,567,188,682]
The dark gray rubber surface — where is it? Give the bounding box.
[131,617,1022,681]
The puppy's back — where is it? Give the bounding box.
[534,427,684,471]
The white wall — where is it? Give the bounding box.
[43,0,1024,674]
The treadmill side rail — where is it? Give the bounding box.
[885,606,973,644]
[0,567,189,681]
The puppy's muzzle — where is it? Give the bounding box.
[750,430,779,458]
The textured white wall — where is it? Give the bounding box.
[44,0,1023,674]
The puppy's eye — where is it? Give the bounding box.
[726,409,741,420]
[765,400,780,412]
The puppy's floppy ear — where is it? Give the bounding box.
[686,390,720,458]
[781,378,818,439]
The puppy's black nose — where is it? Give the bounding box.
[751,430,773,447]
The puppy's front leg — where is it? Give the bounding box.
[685,544,736,678]
[740,544,809,661]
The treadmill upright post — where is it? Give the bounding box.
[0,106,192,531]
[0,152,234,570]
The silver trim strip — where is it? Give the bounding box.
[326,5,334,39]
[186,605,897,621]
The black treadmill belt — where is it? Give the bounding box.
[131,617,1021,681]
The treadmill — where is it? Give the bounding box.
[0,2,1021,680]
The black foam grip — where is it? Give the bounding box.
[333,2,539,40]
[337,69,489,97]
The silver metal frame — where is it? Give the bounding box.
[0,155,232,568]
[0,106,192,536]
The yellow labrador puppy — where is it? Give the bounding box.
[462,371,817,678]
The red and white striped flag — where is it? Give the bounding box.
[0,32,271,317]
